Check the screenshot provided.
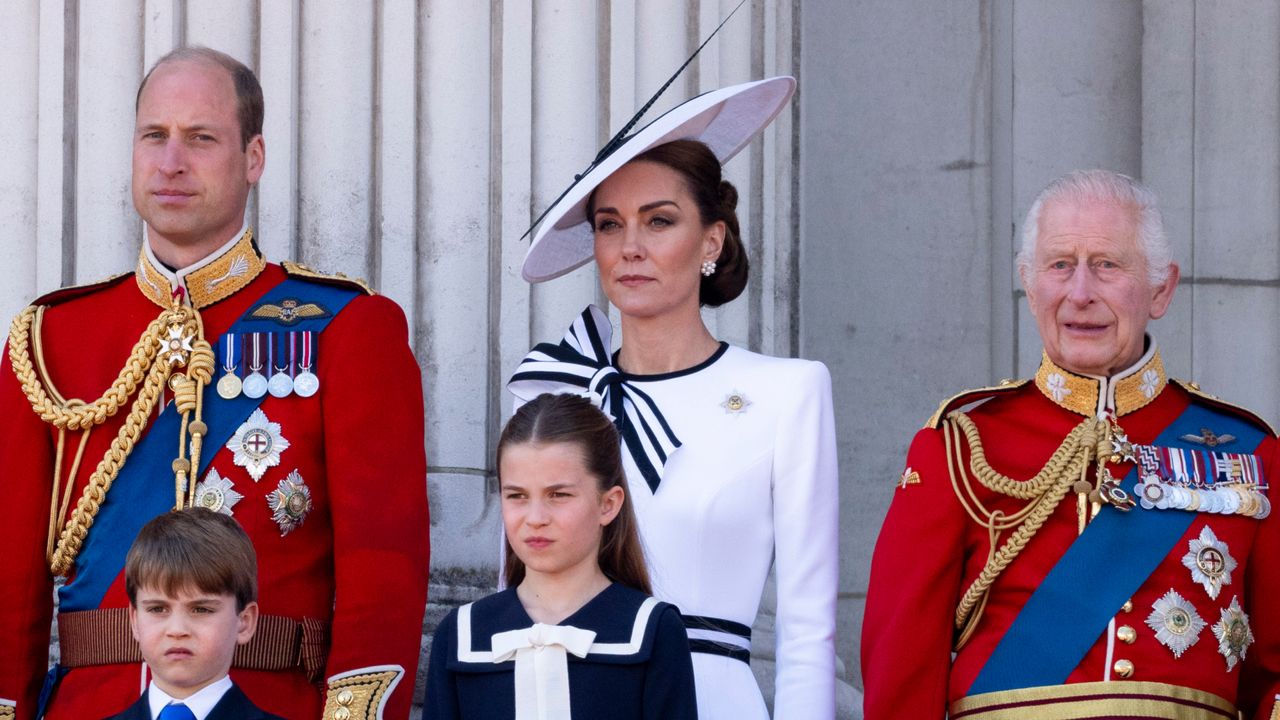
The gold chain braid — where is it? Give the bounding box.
[48,354,173,575]
[955,411,1103,499]
[945,411,1109,647]
[8,305,176,430]
[10,301,203,575]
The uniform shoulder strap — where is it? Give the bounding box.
[29,272,133,307]
[1170,378,1277,437]
[925,379,1031,429]
[281,260,375,296]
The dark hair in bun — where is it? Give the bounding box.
[629,139,748,307]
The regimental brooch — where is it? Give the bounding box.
[1145,589,1206,658]
[193,468,244,516]
[267,470,313,536]
[227,409,290,482]
[1212,596,1254,671]
[1181,526,1236,600]
[720,390,751,414]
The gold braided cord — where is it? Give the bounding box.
[46,424,92,561]
[32,306,68,406]
[169,313,215,508]
[944,411,1111,648]
[11,298,208,575]
[47,427,68,559]
[48,352,173,575]
[8,305,174,431]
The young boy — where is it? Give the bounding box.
[103,508,283,720]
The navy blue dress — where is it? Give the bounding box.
[424,582,697,719]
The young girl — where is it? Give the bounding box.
[424,393,698,719]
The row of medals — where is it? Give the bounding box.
[217,365,318,400]
[1139,475,1271,519]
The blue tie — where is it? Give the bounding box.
[157,704,196,720]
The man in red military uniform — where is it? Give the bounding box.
[863,170,1280,719]
[0,47,428,720]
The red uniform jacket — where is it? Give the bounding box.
[863,346,1280,719]
[0,232,428,720]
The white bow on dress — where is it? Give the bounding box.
[490,623,598,720]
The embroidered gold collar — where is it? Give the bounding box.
[136,228,266,309]
[1034,342,1167,417]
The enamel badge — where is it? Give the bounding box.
[1212,596,1254,671]
[194,468,243,516]
[267,469,313,536]
[161,324,195,367]
[1145,589,1206,658]
[1181,525,1236,599]
[227,409,290,482]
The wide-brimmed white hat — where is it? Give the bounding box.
[522,76,796,283]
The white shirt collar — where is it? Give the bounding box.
[147,675,233,720]
[144,223,249,281]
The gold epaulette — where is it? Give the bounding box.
[28,272,132,308]
[1171,379,1278,437]
[0,700,14,720]
[282,261,376,296]
[925,379,1030,429]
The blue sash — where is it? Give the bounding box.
[968,402,1267,694]
[58,278,360,611]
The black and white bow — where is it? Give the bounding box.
[507,305,681,492]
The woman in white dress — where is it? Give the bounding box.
[508,77,837,720]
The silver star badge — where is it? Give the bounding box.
[720,390,751,414]
[194,467,244,516]
[226,409,290,482]
[1212,596,1254,671]
[1182,525,1237,600]
[1145,589,1206,658]
[267,469,313,536]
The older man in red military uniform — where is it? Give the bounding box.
[863,170,1279,719]
[0,48,428,720]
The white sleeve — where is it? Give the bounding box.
[770,360,839,719]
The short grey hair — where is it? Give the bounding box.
[1017,169,1172,285]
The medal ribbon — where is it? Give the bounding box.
[248,332,263,374]
[507,304,681,492]
[222,333,238,373]
[59,278,362,612]
[968,402,1267,695]
[300,331,313,370]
